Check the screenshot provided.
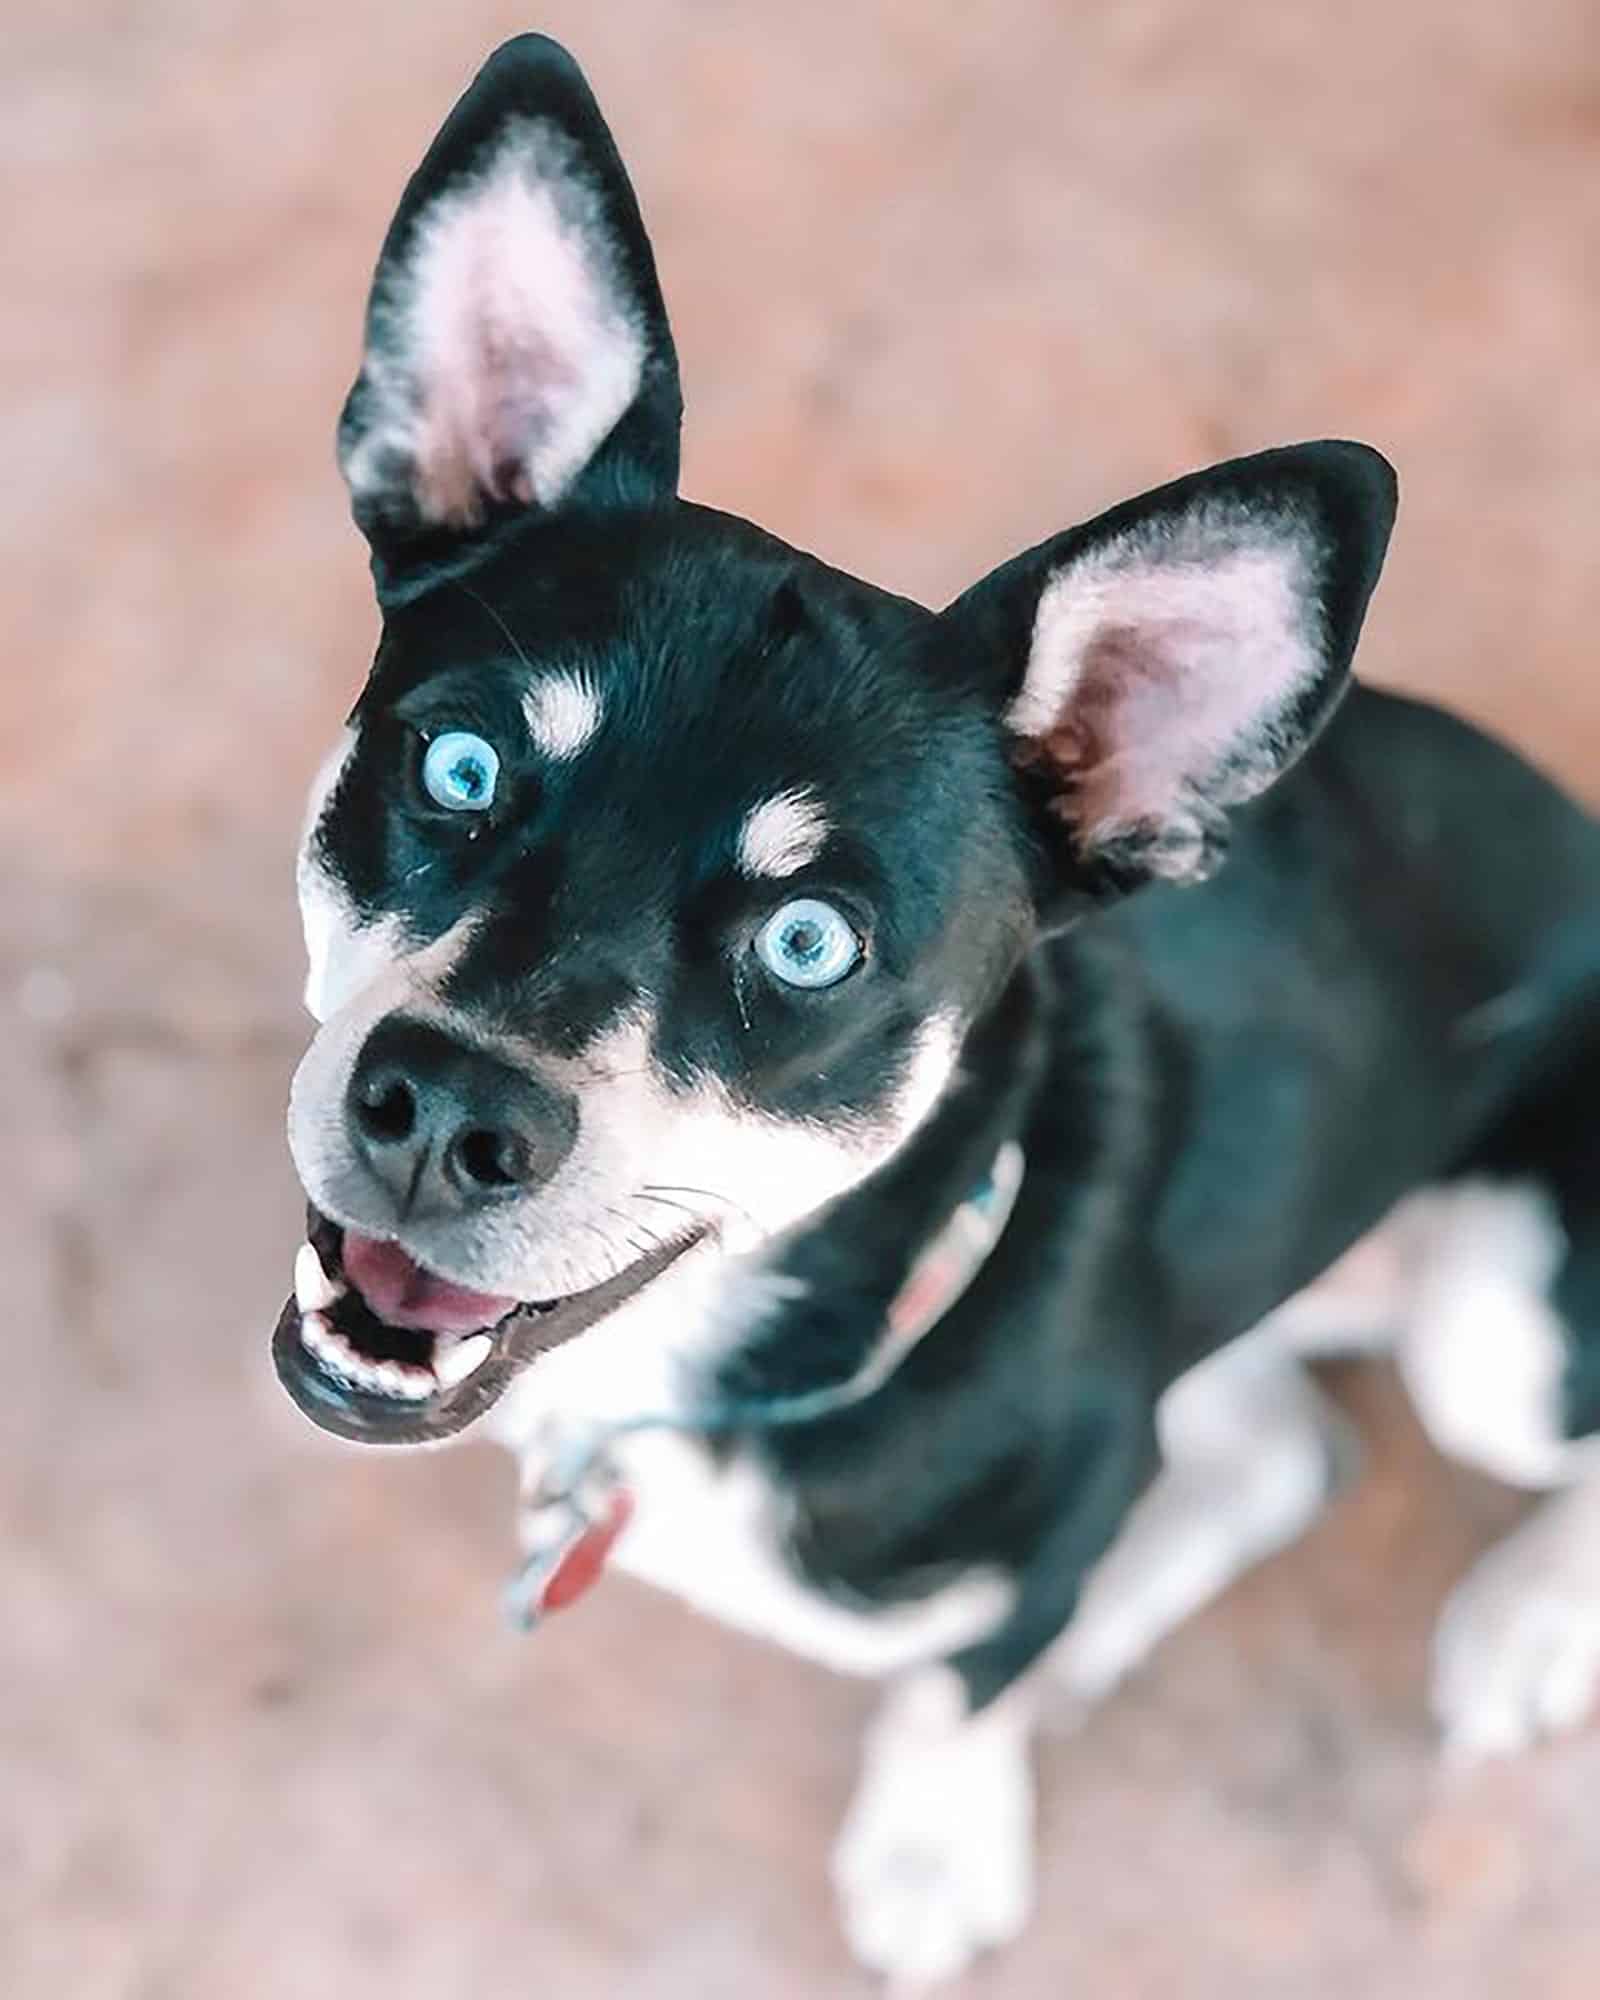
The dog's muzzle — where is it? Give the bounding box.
[271,1206,703,1446]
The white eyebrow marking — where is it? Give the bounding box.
[523,672,602,760]
[736,790,830,877]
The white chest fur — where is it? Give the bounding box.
[486,1243,1014,1678]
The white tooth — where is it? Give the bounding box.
[301,1313,363,1384]
[327,1336,363,1379]
[373,1360,426,1399]
[387,1364,437,1402]
[300,1309,335,1358]
[434,1334,493,1389]
[294,1243,340,1312]
[300,1308,434,1402]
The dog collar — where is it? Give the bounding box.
[507,1141,1026,1625]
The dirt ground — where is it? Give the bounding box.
[5,4,1599,1995]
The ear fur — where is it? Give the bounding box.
[338,36,681,602]
[945,442,1397,889]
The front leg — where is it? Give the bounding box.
[833,1331,1346,1986]
[833,1666,1038,1988]
[1052,1328,1352,1708]
[832,1380,1152,1985]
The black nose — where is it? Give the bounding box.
[345,1015,578,1216]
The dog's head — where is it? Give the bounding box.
[278,35,1396,1443]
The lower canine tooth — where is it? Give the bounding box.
[435,1334,493,1389]
[294,1243,341,1312]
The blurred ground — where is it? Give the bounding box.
[4,3,1599,1995]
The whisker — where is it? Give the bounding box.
[644,1181,760,1233]
[633,1190,701,1227]
[454,580,536,676]
[603,1204,667,1263]
[574,1217,624,1276]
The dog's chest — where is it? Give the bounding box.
[487,1251,1014,1677]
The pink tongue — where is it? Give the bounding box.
[341,1231,518,1337]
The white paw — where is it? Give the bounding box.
[1433,1547,1600,1762]
[832,1684,1034,1986]
[832,1793,1033,1988]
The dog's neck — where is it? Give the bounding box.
[705,957,1054,1412]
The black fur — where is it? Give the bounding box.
[752,690,1600,1701]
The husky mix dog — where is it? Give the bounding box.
[274,36,1600,1985]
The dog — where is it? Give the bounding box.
[274,34,1600,1985]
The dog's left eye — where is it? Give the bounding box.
[421,730,500,812]
[754,898,862,990]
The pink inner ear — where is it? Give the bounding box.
[346,120,645,527]
[1007,524,1321,878]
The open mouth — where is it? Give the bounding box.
[272,1207,703,1446]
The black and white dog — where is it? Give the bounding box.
[275,35,1600,1984]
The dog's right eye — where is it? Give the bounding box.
[420,731,500,812]
[755,898,863,990]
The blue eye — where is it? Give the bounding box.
[754,898,862,990]
[421,731,499,812]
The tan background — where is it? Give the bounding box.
[5,4,1599,1995]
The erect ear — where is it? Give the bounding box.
[338,36,680,603]
[945,442,1397,893]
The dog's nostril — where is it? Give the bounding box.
[355,1073,417,1144]
[453,1127,530,1191]
[346,1016,575,1211]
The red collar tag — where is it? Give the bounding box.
[504,1484,633,1627]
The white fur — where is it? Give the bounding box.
[491,1240,1014,1681]
[1251,1213,1424,1357]
[297,730,408,1023]
[523,672,602,760]
[298,864,407,1027]
[288,914,483,1211]
[894,1010,965,1140]
[832,1668,1035,1984]
[1053,1329,1341,1707]
[1007,503,1322,877]
[1256,1183,1582,1498]
[735,790,830,878]
[1396,1181,1580,1488]
[1433,1471,1600,1760]
[1375,1185,1600,1759]
[342,119,644,526]
[614,1444,1014,1677]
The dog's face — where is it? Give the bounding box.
[285,511,1032,1438]
[276,36,1395,1444]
